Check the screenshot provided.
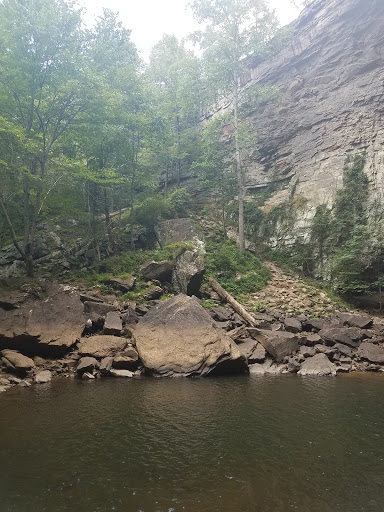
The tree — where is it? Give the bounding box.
[147,35,201,192]
[0,0,95,276]
[190,0,279,251]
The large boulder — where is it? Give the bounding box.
[133,295,247,377]
[298,353,337,376]
[155,218,203,247]
[0,283,85,356]
[78,335,127,358]
[140,261,173,283]
[337,313,373,329]
[249,329,299,362]
[103,312,122,336]
[1,350,34,373]
[83,301,117,323]
[358,341,384,364]
[172,249,205,296]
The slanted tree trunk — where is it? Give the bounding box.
[209,278,256,326]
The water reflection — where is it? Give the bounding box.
[0,375,384,511]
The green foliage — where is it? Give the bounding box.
[205,239,270,296]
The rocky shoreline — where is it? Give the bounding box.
[1,276,384,393]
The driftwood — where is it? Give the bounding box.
[209,278,257,327]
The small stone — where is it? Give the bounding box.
[35,370,52,384]
[110,369,134,378]
[82,372,95,380]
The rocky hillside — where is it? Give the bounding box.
[201,0,384,238]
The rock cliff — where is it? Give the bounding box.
[205,0,384,237]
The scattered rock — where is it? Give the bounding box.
[299,346,316,358]
[249,343,267,364]
[76,357,98,376]
[298,353,337,376]
[358,341,384,364]
[100,357,114,375]
[110,369,134,378]
[112,347,139,371]
[78,335,127,358]
[105,277,136,293]
[143,286,163,301]
[337,313,373,329]
[250,329,299,362]
[103,311,123,336]
[83,301,117,323]
[284,317,302,333]
[319,327,363,348]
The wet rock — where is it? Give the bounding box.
[134,295,247,377]
[112,347,139,371]
[298,353,337,376]
[35,370,52,384]
[33,356,47,366]
[358,342,384,364]
[78,335,127,358]
[249,329,299,362]
[110,369,134,378]
[0,386,8,393]
[1,350,35,373]
[18,380,32,387]
[76,357,98,376]
[103,311,123,336]
[284,317,302,333]
[140,261,173,283]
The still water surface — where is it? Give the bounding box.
[0,374,384,512]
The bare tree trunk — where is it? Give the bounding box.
[209,278,256,326]
[233,74,245,252]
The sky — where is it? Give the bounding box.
[79,0,303,61]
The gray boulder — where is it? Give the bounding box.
[103,311,123,336]
[99,357,114,375]
[298,353,337,376]
[105,277,136,293]
[134,295,247,377]
[319,327,363,348]
[358,342,384,364]
[112,347,139,371]
[83,301,117,322]
[337,313,373,329]
[76,357,98,376]
[140,261,173,283]
[78,335,127,358]
[155,218,203,246]
[172,249,205,296]
[0,283,85,356]
[249,329,299,362]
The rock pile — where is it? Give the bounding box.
[207,304,384,376]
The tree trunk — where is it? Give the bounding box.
[233,75,245,252]
[209,278,256,326]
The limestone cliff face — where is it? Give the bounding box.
[210,0,384,233]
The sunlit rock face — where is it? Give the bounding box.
[201,0,384,238]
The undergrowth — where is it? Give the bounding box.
[205,238,271,297]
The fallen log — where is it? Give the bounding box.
[209,278,257,327]
[98,207,130,221]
